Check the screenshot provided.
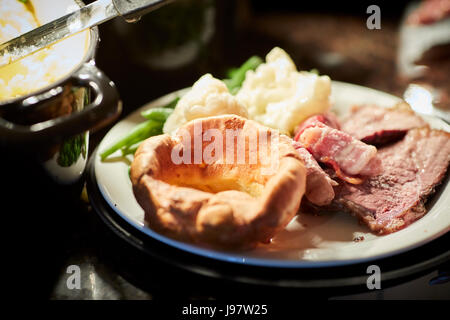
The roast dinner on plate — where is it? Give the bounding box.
[101,47,450,249]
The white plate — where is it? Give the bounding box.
[94,81,450,267]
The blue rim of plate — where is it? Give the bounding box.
[88,151,450,291]
[95,160,449,269]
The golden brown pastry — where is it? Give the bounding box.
[131,115,306,248]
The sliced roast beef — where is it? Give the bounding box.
[295,122,382,181]
[293,142,337,206]
[341,102,428,145]
[331,127,450,234]
[294,112,341,139]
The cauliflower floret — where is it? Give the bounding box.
[236,47,331,135]
[163,74,248,134]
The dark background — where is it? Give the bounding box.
[90,0,419,119]
[250,0,411,15]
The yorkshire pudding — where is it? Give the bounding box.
[131,115,306,248]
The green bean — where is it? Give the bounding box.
[120,141,142,157]
[140,108,173,122]
[100,120,163,160]
[223,55,263,94]
[225,67,238,79]
[100,97,179,161]
[164,97,180,109]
